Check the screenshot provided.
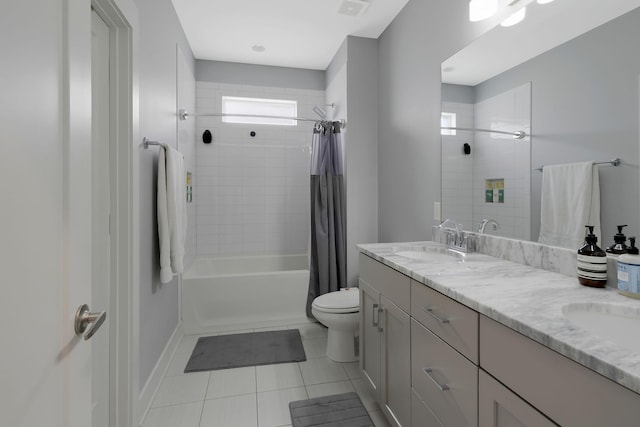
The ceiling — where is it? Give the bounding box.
[442,0,640,86]
[170,0,410,70]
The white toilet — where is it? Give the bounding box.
[311,288,360,362]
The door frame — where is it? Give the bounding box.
[90,0,139,425]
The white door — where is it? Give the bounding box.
[91,9,112,427]
[1,1,94,426]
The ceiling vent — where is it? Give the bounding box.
[337,0,371,17]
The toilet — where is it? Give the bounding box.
[311,288,360,362]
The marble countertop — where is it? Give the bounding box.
[358,241,640,395]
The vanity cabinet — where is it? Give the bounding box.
[410,280,478,427]
[479,370,555,427]
[359,254,411,427]
[480,315,640,427]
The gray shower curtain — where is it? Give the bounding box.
[306,121,347,318]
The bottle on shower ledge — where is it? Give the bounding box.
[577,225,607,288]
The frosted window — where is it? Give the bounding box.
[441,112,457,135]
[222,96,297,126]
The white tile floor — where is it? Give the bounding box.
[143,321,392,427]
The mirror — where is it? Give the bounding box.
[441,0,640,248]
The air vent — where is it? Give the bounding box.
[337,0,371,17]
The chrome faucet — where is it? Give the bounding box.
[478,218,500,234]
[438,219,464,246]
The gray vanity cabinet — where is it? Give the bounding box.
[359,253,411,427]
[479,370,555,427]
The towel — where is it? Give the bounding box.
[538,161,600,249]
[157,145,187,283]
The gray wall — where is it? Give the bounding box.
[475,8,640,244]
[345,36,379,286]
[135,0,195,389]
[377,0,493,242]
[196,60,325,90]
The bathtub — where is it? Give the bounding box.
[181,254,310,334]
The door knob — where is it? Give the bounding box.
[74,304,107,340]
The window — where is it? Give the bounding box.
[221,96,298,126]
[441,112,457,135]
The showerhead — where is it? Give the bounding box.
[313,105,327,119]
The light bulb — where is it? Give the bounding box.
[501,6,526,27]
[537,0,555,4]
[469,0,498,22]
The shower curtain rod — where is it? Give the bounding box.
[178,109,346,129]
[533,158,622,172]
[441,126,526,139]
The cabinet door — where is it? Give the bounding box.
[479,370,557,427]
[359,279,381,396]
[380,296,411,427]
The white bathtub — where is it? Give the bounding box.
[181,254,310,334]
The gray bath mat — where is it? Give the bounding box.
[184,329,306,373]
[289,392,374,427]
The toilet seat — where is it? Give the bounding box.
[312,289,359,314]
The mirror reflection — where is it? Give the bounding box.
[441,0,640,248]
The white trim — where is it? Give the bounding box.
[91,0,139,426]
[137,324,184,426]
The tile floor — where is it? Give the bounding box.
[142,321,392,427]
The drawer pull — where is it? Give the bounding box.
[372,303,379,327]
[424,307,450,324]
[423,367,450,392]
[377,307,384,333]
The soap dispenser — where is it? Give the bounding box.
[606,225,628,254]
[577,225,607,288]
[617,237,640,298]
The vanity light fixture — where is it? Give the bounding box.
[501,6,527,27]
[537,0,555,4]
[469,0,498,22]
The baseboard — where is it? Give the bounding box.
[137,323,184,426]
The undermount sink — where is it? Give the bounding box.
[394,244,464,263]
[562,303,640,354]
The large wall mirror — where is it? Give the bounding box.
[441,0,640,249]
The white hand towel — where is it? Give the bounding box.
[157,146,187,283]
[538,161,601,249]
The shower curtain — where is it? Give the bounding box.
[306,121,347,318]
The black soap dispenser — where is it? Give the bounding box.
[628,237,639,255]
[606,225,628,254]
[577,225,607,288]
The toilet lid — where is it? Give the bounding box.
[312,288,359,312]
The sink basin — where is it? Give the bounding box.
[394,244,464,263]
[562,303,640,354]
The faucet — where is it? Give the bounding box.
[438,218,464,246]
[478,219,500,234]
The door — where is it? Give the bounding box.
[380,296,411,427]
[359,279,381,396]
[91,9,112,427]
[1,1,94,426]
[479,370,557,427]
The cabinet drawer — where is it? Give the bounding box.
[480,315,640,427]
[411,388,443,427]
[411,280,479,363]
[411,319,478,427]
[359,253,411,313]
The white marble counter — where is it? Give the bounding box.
[358,241,640,395]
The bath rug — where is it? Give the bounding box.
[289,392,374,427]
[184,329,306,372]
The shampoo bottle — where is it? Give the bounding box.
[577,225,607,288]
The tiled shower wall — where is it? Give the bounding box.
[441,101,474,230]
[473,82,531,240]
[195,82,326,257]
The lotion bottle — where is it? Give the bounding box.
[577,225,607,288]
